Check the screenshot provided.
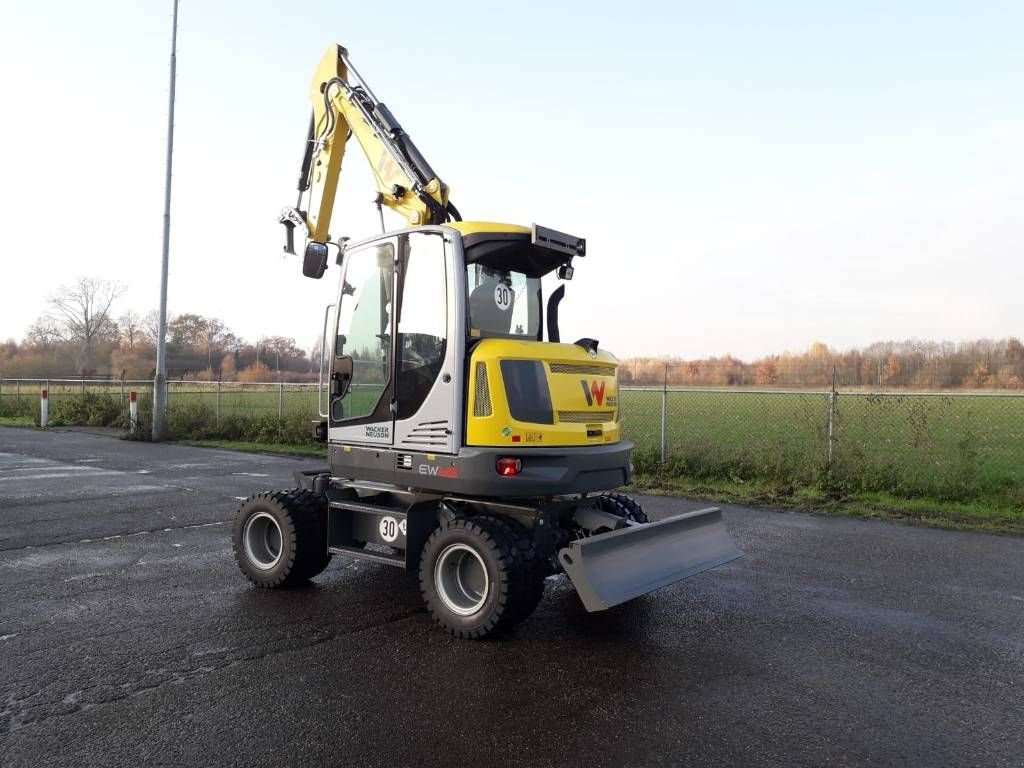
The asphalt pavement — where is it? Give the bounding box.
[1,427,1022,767]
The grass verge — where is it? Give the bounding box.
[630,474,1024,535]
[176,439,325,459]
[0,416,34,428]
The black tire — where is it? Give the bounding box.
[232,489,331,588]
[419,517,523,639]
[477,515,546,624]
[596,492,648,524]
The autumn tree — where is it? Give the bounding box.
[755,359,778,385]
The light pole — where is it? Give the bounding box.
[152,0,179,440]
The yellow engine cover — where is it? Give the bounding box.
[466,339,621,447]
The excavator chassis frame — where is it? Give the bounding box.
[293,469,742,613]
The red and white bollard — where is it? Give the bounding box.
[129,391,138,433]
[40,388,49,428]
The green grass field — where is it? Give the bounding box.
[2,381,1022,514]
[623,389,1024,503]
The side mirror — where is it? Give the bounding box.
[303,242,330,279]
[331,355,353,399]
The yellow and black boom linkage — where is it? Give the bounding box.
[278,44,460,258]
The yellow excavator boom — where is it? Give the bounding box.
[280,44,456,254]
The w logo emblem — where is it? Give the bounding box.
[580,380,606,407]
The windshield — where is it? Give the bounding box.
[466,264,541,339]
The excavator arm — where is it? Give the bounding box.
[280,44,458,256]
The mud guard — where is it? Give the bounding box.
[558,507,742,612]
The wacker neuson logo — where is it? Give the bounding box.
[580,380,606,407]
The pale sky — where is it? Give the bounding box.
[1,0,1021,360]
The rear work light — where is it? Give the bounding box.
[496,457,522,477]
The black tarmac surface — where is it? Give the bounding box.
[1,428,1022,767]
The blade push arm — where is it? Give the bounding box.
[281,44,457,252]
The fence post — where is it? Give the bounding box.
[660,364,668,464]
[129,391,138,433]
[120,376,125,410]
[40,387,49,428]
[278,381,285,420]
[216,380,221,427]
[16,379,20,403]
[826,366,837,474]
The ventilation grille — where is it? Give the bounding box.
[400,421,450,448]
[557,410,615,423]
[549,363,615,376]
[474,362,492,417]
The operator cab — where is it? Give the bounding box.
[314,222,592,466]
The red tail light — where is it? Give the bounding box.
[496,457,522,477]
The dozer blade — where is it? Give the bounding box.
[558,507,742,612]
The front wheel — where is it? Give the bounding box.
[419,518,523,639]
[232,490,331,588]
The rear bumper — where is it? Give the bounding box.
[454,441,633,497]
[327,440,633,498]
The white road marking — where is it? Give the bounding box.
[4,466,95,473]
[0,634,18,641]
[0,470,125,482]
[231,472,269,477]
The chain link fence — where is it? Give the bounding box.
[3,375,1022,502]
[623,384,1024,500]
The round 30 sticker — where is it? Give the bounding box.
[379,516,399,542]
[494,283,513,311]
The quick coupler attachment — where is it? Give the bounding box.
[558,507,742,612]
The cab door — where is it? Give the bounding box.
[328,238,396,445]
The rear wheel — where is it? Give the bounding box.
[478,515,546,624]
[419,517,523,639]
[232,490,331,588]
[596,492,648,523]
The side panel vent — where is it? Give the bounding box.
[474,362,492,417]
[549,363,615,376]
[558,410,615,423]
[399,421,450,448]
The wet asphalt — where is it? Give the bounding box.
[0,427,1022,767]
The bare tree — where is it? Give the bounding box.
[118,310,144,350]
[25,317,63,347]
[46,278,125,370]
[143,309,170,346]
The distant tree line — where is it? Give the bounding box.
[0,277,317,381]
[622,339,1024,390]
[5,277,1022,390]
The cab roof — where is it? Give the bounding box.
[447,221,531,237]
[448,222,576,279]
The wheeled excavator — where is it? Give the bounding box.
[232,44,741,638]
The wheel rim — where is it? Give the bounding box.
[434,543,489,616]
[243,512,283,570]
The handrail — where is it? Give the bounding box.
[318,304,335,418]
